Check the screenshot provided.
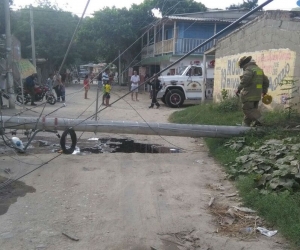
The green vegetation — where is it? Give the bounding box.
[5,0,209,70]
[226,0,258,10]
[169,97,300,247]
[169,97,242,125]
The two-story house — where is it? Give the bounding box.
[140,10,263,77]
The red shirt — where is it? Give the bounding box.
[84,78,89,88]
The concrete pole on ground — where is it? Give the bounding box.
[2,116,252,138]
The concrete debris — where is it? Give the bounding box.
[226,208,236,218]
[208,197,215,207]
[62,232,79,241]
[232,206,256,213]
[225,193,237,197]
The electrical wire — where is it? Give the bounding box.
[2,2,213,142]
[110,89,201,153]
[2,10,200,132]
[0,0,199,191]
[5,1,178,125]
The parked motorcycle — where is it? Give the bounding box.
[16,85,56,105]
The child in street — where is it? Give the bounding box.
[102,69,109,105]
[103,80,111,107]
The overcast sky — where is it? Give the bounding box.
[12,0,299,16]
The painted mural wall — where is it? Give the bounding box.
[214,49,297,107]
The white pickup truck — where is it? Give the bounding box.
[157,64,206,108]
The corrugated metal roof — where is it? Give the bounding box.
[165,16,236,22]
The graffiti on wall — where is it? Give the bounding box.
[214,49,296,103]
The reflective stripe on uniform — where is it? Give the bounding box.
[256,70,263,75]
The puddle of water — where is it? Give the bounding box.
[0,176,36,215]
[52,138,181,154]
[1,136,181,155]
[80,138,181,154]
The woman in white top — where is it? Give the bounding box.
[130,71,140,101]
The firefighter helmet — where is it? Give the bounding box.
[237,56,252,68]
[262,94,272,105]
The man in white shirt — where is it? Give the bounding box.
[130,71,140,101]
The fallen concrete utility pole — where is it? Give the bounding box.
[2,116,251,138]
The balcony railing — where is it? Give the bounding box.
[141,38,217,59]
[155,39,174,55]
[176,38,216,55]
[141,44,154,59]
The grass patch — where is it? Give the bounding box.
[205,138,239,167]
[238,177,300,247]
[170,100,300,247]
[169,98,243,125]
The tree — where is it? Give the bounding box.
[146,0,207,16]
[226,0,258,10]
[226,4,240,10]
[77,6,155,66]
[11,4,80,70]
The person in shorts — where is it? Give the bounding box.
[130,70,140,101]
[83,74,90,99]
[103,81,111,107]
[102,69,109,105]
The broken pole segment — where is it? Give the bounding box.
[2,116,251,138]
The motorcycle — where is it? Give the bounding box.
[16,85,56,105]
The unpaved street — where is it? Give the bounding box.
[0,84,287,250]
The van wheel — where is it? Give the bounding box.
[165,89,184,108]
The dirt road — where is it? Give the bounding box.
[0,85,287,249]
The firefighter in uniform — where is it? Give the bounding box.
[236,56,269,126]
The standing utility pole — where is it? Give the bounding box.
[118,50,121,85]
[4,0,15,108]
[30,5,36,68]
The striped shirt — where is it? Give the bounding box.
[102,72,109,83]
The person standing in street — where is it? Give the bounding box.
[60,83,66,102]
[53,71,62,102]
[46,74,53,92]
[83,74,90,99]
[102,68,109,105]
[130,70,140,101]
[25,73,37,106]
[97,71,102,89]
[147,74,162,109]
[235,55,269,127]
[103,80,111,107]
